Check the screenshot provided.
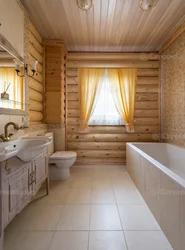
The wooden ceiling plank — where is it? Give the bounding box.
[117,0,140,51]
[144,1,185,51]
[159,20,185,53]
[21,0,185,52]
[99,0,110,51]
[141,0,185,51]
[132,0,172,52]
[104,0,117,51]
[52,0,75,49]
[108,0,125,51]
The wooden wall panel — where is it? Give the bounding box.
[66,53,160,164]
[44,41,67,124]
[28,21,44,124]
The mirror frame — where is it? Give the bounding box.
[0,33,28,116]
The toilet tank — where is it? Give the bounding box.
[45,132,54,156]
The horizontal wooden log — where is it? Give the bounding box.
[29,21,42,44]
[67,69,159,77]
[29,88,43,102]
[29,78,43,93]
[29,54,43,73]
[29,31,43,54]
[138,69,158,77]
[67,117,159,126]
[29,100,43,112]
[67,52,160,61]
[67,142,126,150]
[29,111,43,122]
[136,93,158,101]
[67,109,158,118]
[67,125,160,134]
[67,133,160,142]
[67,84,158,93]
[67,92,158,101]
[67,60,159,69]
[29,42,43,63]
[67,76,159,86]
[76,157,126,164]
[43,40,67,51]
[75,150,126,158]
[32,70,43,83]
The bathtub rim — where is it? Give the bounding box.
[126,142,185,189]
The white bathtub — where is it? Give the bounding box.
[127,143,185,188]
[126,142,185,250]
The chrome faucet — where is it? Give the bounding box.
[0,122,25,142]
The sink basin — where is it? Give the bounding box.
[0,138,51,162]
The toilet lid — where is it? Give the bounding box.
[50,151,77,160]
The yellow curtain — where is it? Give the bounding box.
[107,68,137,133]
[79,68,105,133]
[0,68,23,109]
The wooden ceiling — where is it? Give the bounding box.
[21,0,185,52]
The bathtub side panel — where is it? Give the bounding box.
[160,173,182,250]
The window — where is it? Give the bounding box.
[89,73,124,126]
[0,68,24,110]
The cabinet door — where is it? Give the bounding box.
[33,154,48,194]
[8,164,32,222]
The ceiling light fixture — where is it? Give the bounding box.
[76,0,94,11]
[139,0,158,11]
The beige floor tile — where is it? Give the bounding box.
[66,189,91,204]
[92,178,112,190]
[89,231,127,250]
[90,205,122,230]
[91,189,116,204]
[124,231,173,250]
[49,231,88,250]
[71,177,92,189]
[49,179,75,191]
[4,231,54,250]
[31,188,70,206]
[118,205,160,230]
[114,189,145,205]
[71,167,93,176]
[6,205,63,231]
[57,205,90,230]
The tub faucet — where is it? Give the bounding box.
[0,122,25,142]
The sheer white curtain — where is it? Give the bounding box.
[89,72,124,126]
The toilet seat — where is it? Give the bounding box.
[50,151,77,160]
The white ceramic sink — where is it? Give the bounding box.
[0,138,50,162]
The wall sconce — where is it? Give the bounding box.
[15,60,38,78]
[139,0,158,11]
[76,0,94,11]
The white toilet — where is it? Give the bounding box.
[46,132,77,180]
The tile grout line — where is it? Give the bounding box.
[109,167,129,250]
[87,170,93,250]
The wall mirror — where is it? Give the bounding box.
[0,35,27,116]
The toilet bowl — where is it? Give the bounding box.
[49,151,77,180]
[45,132,77,180]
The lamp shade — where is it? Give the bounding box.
[76,0,93,11]
[139,0,158,11]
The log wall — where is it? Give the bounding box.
[43,41,67,124]
[66,52,161,164]
[28,21,44,124]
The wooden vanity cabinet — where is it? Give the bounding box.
[1,152,48,229]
